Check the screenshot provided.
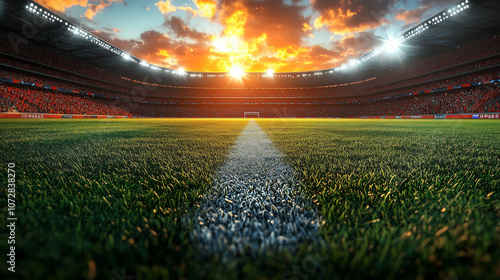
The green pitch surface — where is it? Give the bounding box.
[1,119,499,280]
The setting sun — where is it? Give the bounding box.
[229,65,245,77]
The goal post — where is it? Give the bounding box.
[244,112,259,118]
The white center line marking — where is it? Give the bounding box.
[190,120,321,259]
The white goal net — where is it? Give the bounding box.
[244,112,260,118]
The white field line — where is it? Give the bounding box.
[189,120,321,259]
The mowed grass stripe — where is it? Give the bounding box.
[0,119,247,280]
[257,119,500,280]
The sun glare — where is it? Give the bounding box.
[229,65,244,78]
[212,36,241,54]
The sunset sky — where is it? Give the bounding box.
[36,0,457,72]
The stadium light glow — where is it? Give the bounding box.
[265,69,274,78]
[176,68,186,75]
[229,66,244,78]
[384,38,401,52]
[348,59,360,67]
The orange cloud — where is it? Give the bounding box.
[221,2,248,37]
[84,0,124,20]
[155,0,177,14]
[302,22,312,33]
[395,6,430,25]
[168,0,344,72]
[272,45,309,62]
[157,49,170,57]
[311,0,393,34]
[208,33,268,72]
[40,0,408,72]
[155,49,180,66]
[313,8,383,35]
[36,0,123,19]
[120,29,339,72]
[35,0,88,12]
[74,0,379,72]
[191,0,217,18]
[107,26,344,72]
[42,0,345,72]
[156,0,216,18]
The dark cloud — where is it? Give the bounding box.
[242,0,308,48]
[305,45,343,69]
[395,0,458,29]
[330,31,384,65]
[135,30,173,57]
[92,29,215,71]
[419,0,458,6]
[90,30,139,52]
[338,31,383,53]
[163,16,209,41]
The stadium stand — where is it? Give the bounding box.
[0,84,130,116]
[0,33,131,86]
[0,2,499,118]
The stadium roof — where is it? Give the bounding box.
[1,0,500,88]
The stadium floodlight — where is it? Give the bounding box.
[265,69,274,77]
[176,68,186,75]
[230,66,244,78]
[384,38,401,52]
[348,59,360,68]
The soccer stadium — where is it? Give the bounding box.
[0,0,499,279]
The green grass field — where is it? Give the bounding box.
[1,119,499,280]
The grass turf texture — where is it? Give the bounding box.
[0,119,248,280]
[257,119,500,280]
[0,118,498,280]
